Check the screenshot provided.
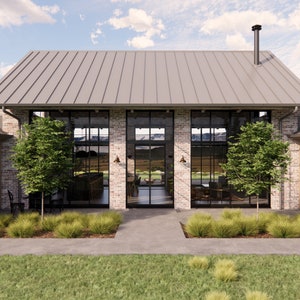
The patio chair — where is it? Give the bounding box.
[8,189,25,215]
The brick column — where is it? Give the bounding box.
[174,109,191,209]
[109,109,126,209]
[272,109,300,210]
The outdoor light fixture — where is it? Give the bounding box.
[114,156,121,163]
[180,155,186,163]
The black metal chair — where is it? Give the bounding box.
[8,189,25,215]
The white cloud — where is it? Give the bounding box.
[288,4,300,30]
[127,35,154,48]
[90,23,103,45]
[0,63,14,78]
[110,0,141,3]
[79,14,85,21]
[201,10,283,35]
[226,33,252,50]
[0,0,60,27]
[108,8,165,48]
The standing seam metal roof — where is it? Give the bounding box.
[1,50,300,108]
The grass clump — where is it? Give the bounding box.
[101,210,123,225]
[188,256,209,269]
[205,291,231,300]
[236,216,259,236]
[221,209,242,220]
[185,213,213,237]
[213,259,238,282]
[0,214,14,227]
[54,221,84,238]
[89,214,119,234]
[257,212,279,234]
[212,219,239,238]
[245,291,271,300]
[56,211,83,224]
[16,212,40,226]
[6,219,36,238]
[267,219,300,238]
[41,215,60,232]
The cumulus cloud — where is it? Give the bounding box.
[226,33,252,50]
[108,8,165,48]
[201,10,283,35]
[0,0,60,27]
[0,63,14,78]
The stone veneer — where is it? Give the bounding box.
[174,110,191,209]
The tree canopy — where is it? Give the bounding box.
[11,117,73,216]
[221,121,290,197]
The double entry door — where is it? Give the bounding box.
[127,144,174,207]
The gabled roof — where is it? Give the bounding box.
[1,50,300,109]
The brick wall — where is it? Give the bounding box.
[109,109,126,209]
[174,109,191,209]
[0,109,29,210]
[272,109,300,210]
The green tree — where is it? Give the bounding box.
[221,121,290,216]
[11,117,73,218]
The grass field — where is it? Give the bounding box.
[0,255,299,299]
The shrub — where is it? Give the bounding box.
[213,259,238,282]
[185,218,213,237]
[89,215,118,235]
[212,219,239,238]
[245,291,271,300]
[0,214,14,227]
[0,222,5,237]
[41,215,61,232]
[236,216,259,236]
[205,291,231,300]
[221,209,242,220]
[54,221,84,238]
[267,219,300,238]
[6,219,36,238]
[188,256,209,269]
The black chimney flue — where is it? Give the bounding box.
[252,24,262,65]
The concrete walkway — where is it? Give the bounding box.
[1,208,300,255]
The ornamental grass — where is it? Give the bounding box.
[188,256,209,269]
[205,291,231,300]
[6,219,37,238]
[245,290,271,300]
[213,259,238,282]
[54,221,84,238]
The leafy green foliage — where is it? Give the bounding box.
[221,121,290,197]
[11,117,73,217]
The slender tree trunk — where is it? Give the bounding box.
[41,191,44,220]
[256,194,259,220]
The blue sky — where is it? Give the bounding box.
[1,0,300,78]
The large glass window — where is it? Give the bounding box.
[127,110,174,207]
[191,110,271,208]
[49,110,109,207]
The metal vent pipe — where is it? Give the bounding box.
[252,24,262,65]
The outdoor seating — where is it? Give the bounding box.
[8,189,25,215]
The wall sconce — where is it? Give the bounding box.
[114,156,120,163]
[180,155,186,163]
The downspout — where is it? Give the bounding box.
[278,106,298,210]
[2,106,23,202]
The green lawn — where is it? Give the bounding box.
[0,255,299,299]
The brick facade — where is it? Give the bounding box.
[1,108,299,211]
[109,109,127,209]
[174,110,191,209]
[271,109,300,209]
[0,109,29,210]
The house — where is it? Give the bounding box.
[1,25,300,211]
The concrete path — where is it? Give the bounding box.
[1,208,300,255]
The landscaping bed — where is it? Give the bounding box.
[0,211,122,238]
[183,209,300,238]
